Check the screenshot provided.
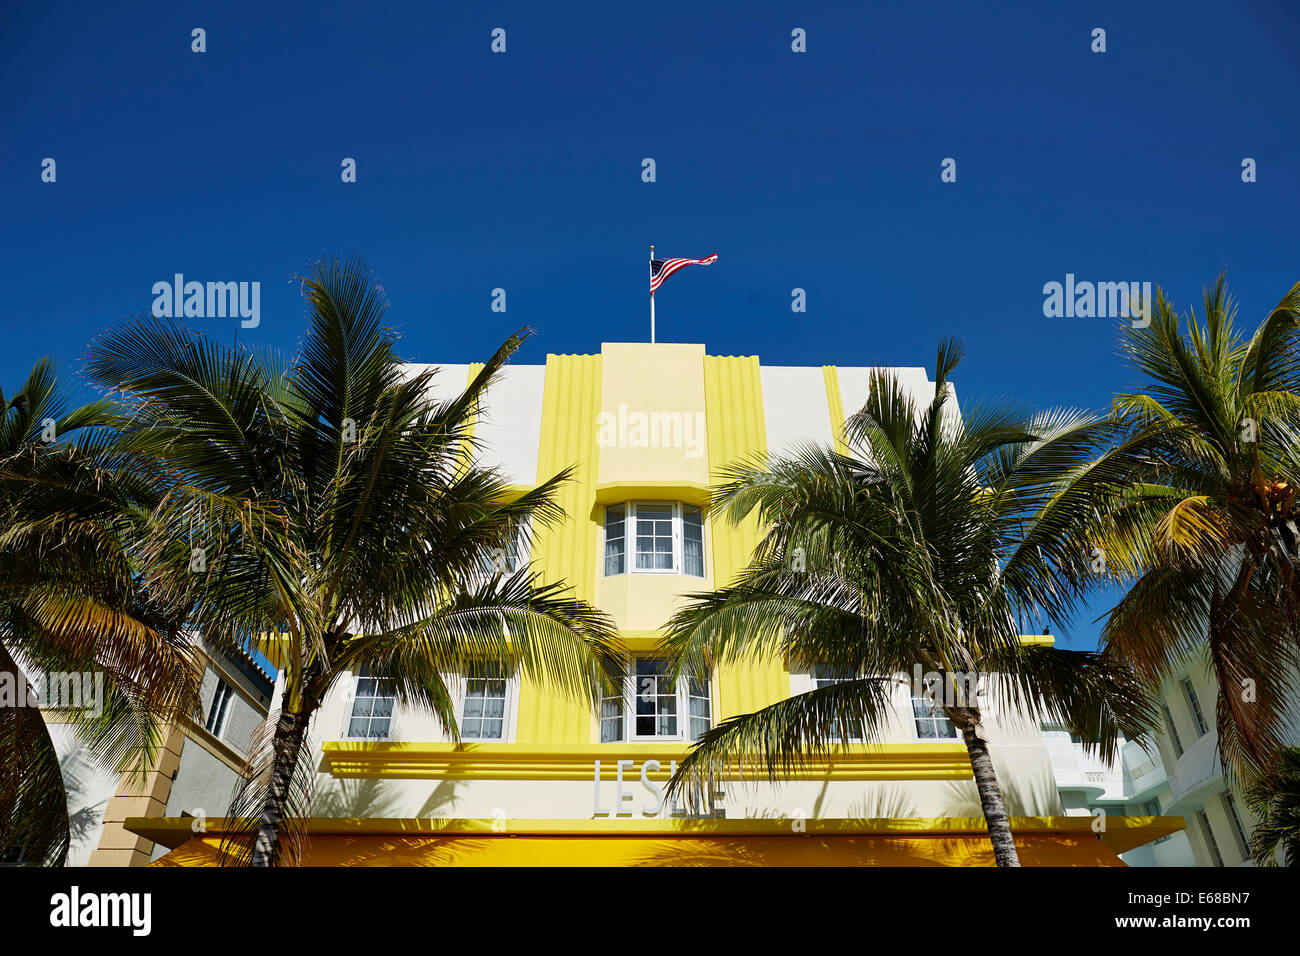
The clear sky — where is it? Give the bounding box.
[3,1,1298,650]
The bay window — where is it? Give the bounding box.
[603,502,705,577]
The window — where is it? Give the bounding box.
[682,506,704,576]
[346,665,396,740]
[1223,792,1250,859]
[635,658,677,736]
[205,679,234,738]
[1143,797,1172,844]
[600,670,625,743]
[599,657,712,742]
[604,502,705,577]
[1196,809,1224,867]
[604,505,626,575]
[461,663,509,740]
[473,521,532,583]
[1163,704,1183,758]
[636,504,674,571]
[1181,678,1209,738]
[911,694,958,740]
[814,666,861,742]
[686,672,712,741]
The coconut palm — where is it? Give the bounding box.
[1092,276,1300,782]
[1244,745,1300,866]
[0,359,201,866]
[85,254,622,867]
[662,341,1153,866]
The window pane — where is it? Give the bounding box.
[683,507,704,576]
[205,681,232,736]
[1163,705,1183,757]
[605,506,625,575]
[634,504,675,571]
[348,665,398,740]
[688,673,711,741]
[635,658,677,737]
[599,664,627,743]
[911,695,956,739]
[462,662,508,740]
[605,539,625,576]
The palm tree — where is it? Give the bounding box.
[1093,276,1300,782]
[1244,745,1300,865]
[85,254,622,866]
[0,359,201,866]
[662,341,1152,866]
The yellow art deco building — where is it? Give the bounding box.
[131,342,1180,866]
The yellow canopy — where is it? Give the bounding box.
[131,816,1182,867]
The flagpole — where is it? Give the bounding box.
[649,243,656,344]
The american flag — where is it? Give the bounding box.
[650,253,718,296]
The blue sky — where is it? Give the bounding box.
[3,1,1298,650]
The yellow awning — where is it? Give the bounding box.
[130,816,1183,867]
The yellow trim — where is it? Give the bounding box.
[616,629,672,651]
[130,814,1184,856]
[253,632,291,671]
[515,353,603,745]
[703,354,787,719]
[319,740,971,781]
[494,483,534,503]
[459,362,486,465]
[822,365,849,455]
[594,480,712,506]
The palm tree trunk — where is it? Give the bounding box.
[954,709,1021,867]
[249,704,311,868]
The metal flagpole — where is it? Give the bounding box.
[649,243,655,344]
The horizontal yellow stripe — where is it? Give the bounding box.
[129,814,1185,855]
[320,741,972,781]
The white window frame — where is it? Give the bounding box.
[909,691,960,741]
[598,656,713,743]
[342,665,398,741]
[603,501,706,578]
[454,662,520,743]
[204,679,234,739]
